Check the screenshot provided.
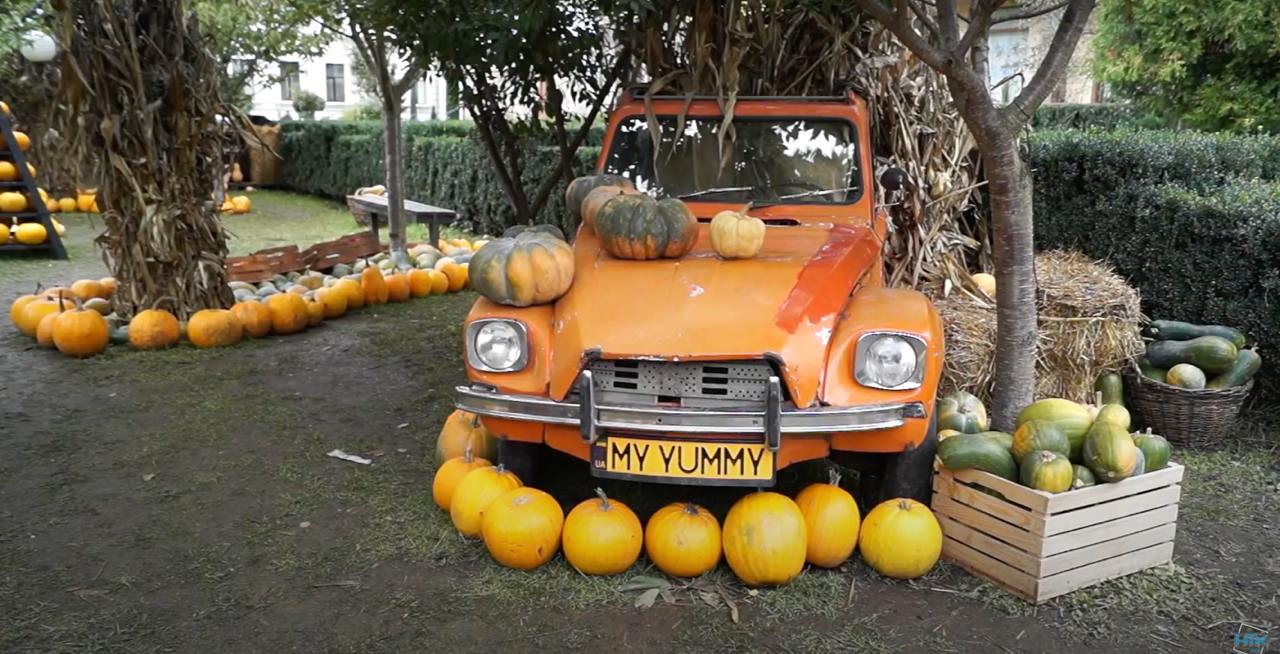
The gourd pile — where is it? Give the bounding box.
[1138,320,1260,390]
[8,238,486,358]
[0,101,77,244]
[434,410,945,585]
[937,383,1173,493]
[218,194,254,215]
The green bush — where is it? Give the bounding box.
[1032,104,1161,130]
[1031,129,1280,400]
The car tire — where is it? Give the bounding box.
[498,438,541,485]
[880,411,938,507]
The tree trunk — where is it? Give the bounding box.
[978,130,1038,430]
[381,87,410,268]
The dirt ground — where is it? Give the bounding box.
[2,202,1278,653]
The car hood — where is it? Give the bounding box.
[548,222,880,407]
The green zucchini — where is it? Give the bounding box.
[972,430,1013,450]
[1206,347,1262,388]
[1138,356,1167,382]
[1145,320,1245,348]
[1146,336,1238,375]
[937,434,1017,480]
[1094,372,1124,405]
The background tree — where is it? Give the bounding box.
[850,0,1096,428]
[385,1,633,226]
[1093,0,1280,133]
[194,0,329,111]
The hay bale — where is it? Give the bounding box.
[938,251,1144,404]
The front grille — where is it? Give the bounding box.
[586,359,774,408]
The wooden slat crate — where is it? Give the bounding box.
[226,254,275,282]
[301,232,380,271]
[933,462,1183,604]
[253,244,304,273]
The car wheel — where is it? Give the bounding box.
[498,438,541,485]
[880,411,938,506]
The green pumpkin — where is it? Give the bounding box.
[1016,398,1092,461]
[1011,420,1070,461]
[1094,372,1124,406]
[1019,451,1073,493]
[502,223,566,241]
[565,174,634,224]
[937,391,990,434]
[1082,423,1140,483]
[1131,431,1171,472]
[593,194,698,260]
[1071,464,1096,489]
[937,434,1017,481]
[469,231,575,307]
[1092,403,1131,432]
[1165,363,1206,390]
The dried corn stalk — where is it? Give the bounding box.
[53,0,236,319]
[622,1,987,292]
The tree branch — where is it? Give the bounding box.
[935,0,961,46]
[956,0,1002,57]
[1003,0,1095,124]
[992,0,1071,24]
[854,0,990,98]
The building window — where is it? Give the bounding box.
[230,58,254,79]
[988,28,1027,104]
[326,63,345,103]
[280,62,300,101]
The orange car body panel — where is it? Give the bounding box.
[465,92,942,468]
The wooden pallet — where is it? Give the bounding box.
[933,462,1183,604]
[226,245,305,282]
[301,232,380,271]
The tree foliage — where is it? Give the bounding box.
[1093,0,1280,133]
[193,0,329,110]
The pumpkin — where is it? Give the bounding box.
[231,195,252,214]
[0,225,7,245]
[425,269,449,295]
[265,292,309,335]
[936,433,1018,480]
[0,192,27,213]
[407,269,434,298]
[82,298,111,316]
[99,277,117,297]
[18,298,65,336]
[562,488,643,576]
[469,230,575,307]
[231,301,273,338]
[794,470,861,568]
[1082,423,1140,482]
[971,272,996,297]
[709,210,766,259]
[580,185,639,229]
[333,278,364,310]
[1071,464,1097,489]
[722,491,807,586]
[285,284,309,295]
[858,498,942,579]
[936,391,989,434]
[51,217,65,234]
[384,273,411,302]
[70,279,107,301]
[128,301,180,350]
[1019,450,1074,493]
[1011,420,1070,461]
[1131,429,1171,472]
[1015,398,1093,461]
[436,410,497,461]
[13,130,31,151]
[565,173,634,224]
[435,260,467,292]
[432,443,492,510]
[187,309,243,348]
[52,301,110,358]
[360,264,389,305]
[0,161,17,181]
[594,194,699,260]
[304,299,324,326]
[449,464,522,538]
[10,287,44,328]
[1165,363,1206,390]
[76,189,97,213]
[36,310,62,348]
[481,487,565,570]
[13,222,45,245]
[58,197,76,213]
[643,502,722,578]
[313,287,348,319]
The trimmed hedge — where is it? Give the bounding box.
[1032,129,1280,401]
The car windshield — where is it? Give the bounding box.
[603,115,861,204]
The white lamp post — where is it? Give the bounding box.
[19,31,57,63]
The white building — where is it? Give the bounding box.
[985,5,1102,105]
[237,38,459,122]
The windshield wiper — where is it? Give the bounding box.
[776,186,860,200]
[677,186,753,200]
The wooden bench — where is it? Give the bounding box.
[346,194,456,248]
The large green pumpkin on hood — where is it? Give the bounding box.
[469,230,575,307]
[565,174,634,224]
[594,194,699,260]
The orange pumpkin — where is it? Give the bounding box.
[426,269,449,295]
[450,464,522,538]
[99,277,117,297]
[128,301,180,350]
[360,264,389,305]
[794,470,861,568]
[722,491,807,586]
[17,298,65,337]
[436,261,467,292]
[70,279,106,301]
[265,292,309,335]
[432,443,492,511]
[384,273,411,302]
[187,309,243,348]
[313,287,348,319]
[10,286,45,328]
[436,410,497,462]
[13,130,31,151]
[562,488,643,576]
[36,310,62,348]
[481,487,565,570]
[76,188,97,213]
[52,301,110,358]
[304,299,324,326]
[58,197,77,213]
[43,287,74,302]
[859,498,942,580]
[231,301,272,338]
[333,278,364,310]
[407,269,433,298]
[644,502,722,578]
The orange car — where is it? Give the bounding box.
[457,90,943,505]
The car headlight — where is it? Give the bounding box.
[466,319,529,372]
[854,332,925,390]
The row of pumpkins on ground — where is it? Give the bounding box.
[1138,320,1260,390]
[935,376,1172,493]
[6,242,479,358]
[432,411,944,586]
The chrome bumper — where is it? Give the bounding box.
[455,371,925,451]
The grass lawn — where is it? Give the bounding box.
[2,190,1278,653]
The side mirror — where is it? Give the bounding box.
[880,167,908,192]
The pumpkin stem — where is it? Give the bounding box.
[1094,390,1102,406]
[593,487,610,510]
[152,295,177,312]
[682,502,699,515]
[827,467,842,487]
[462,441,473,463]
[896,498,913,512]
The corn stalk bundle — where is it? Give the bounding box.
[53,0,236,319]
[620,0,987,291]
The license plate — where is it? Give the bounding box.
[591,436,775,485]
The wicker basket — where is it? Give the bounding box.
[1124,367,1252,448]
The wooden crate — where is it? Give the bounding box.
[933,462,1183,604]
[253,244,304,273]
[301,232,380,271]
[226,254,275,282]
